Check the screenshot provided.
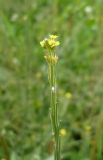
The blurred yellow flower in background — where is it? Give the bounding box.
[60,128,67,137]
[65,92,72,99]
[84,125,91,133]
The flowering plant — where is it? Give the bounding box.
[40,35,60,160]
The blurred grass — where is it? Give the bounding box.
[0,0,103,160]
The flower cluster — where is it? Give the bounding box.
[40,34,60,64]
[40,34,60,49]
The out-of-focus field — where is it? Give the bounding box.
[0,0,103,160]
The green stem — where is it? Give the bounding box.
[48,56,60,160]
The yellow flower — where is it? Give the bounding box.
[84,125,91,132]
[40,40,45,48]
[59,129,67,137]
[48,39,60,48]
[40,39,48,48]
[49,35,58,39]
[40,35,60,49]
[65,92,72,99]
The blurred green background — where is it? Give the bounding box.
[0,0,103,160]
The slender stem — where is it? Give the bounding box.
[48,50,60,160]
